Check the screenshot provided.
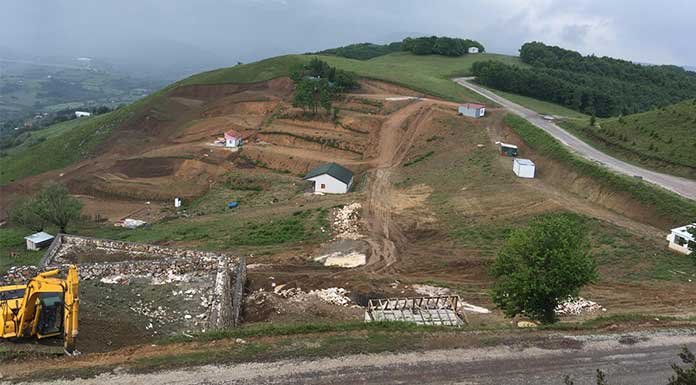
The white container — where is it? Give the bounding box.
[513,158,535,178]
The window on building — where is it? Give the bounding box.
[320,184,326,189]
[675,235,687,246]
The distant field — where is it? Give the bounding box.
[559,99,696,180]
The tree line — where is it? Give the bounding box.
[401,36,484,57]
[311,36,485,60]
[290,58,359,114]
[472,42,696,117]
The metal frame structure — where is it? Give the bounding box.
[365,295,467,327]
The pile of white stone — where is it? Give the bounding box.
[273,285,353,307]
[556,297,605,315]
[333,203,363,240]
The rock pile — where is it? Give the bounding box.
[273,286,353,307]
[556,297,605,316]
[333,203,363,240]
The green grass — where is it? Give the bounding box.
[78,207,329,251]
[485,88,589,119]
[505,114,696,224]
[559,99,696,180]
[178,55,308,86]
[180,52,522,104]
[0,87,172,186]
[0,227,44,274]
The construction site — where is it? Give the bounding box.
[2,75,695,370]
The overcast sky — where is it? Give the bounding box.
[2,0,695,77]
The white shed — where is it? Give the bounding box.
[24,232,55,251]
[458,103,486,118]
[74,111,91,118]
[468,47,480,54]
[666,224,694,255]
[513,158,535,178]
[224,129,243,148]
[304,163,353,194]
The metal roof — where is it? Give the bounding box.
[304,162,353,185]
[500,142,518,149]
[24,231,55,244]
[461,103,485,109]
[224,129,242,139]
[514,158,535,166]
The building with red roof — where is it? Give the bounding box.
[224,129,243,148]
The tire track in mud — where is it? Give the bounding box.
[363,100,436,273]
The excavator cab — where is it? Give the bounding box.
[36,292,65,338]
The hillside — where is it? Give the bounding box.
[3,50,696,363]
[559,99,696,179]
[0,52,518,185]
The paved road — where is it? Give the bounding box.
[17,330,696,385]
[453,77,696,201]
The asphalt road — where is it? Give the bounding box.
[453,77,696,201]
[17,330,696,385]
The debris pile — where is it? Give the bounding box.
[333,203,363,240]
[273,285,353,306]
[0,265,40,284]
[556,297,605,316]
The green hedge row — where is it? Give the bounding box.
[504,114,696,225]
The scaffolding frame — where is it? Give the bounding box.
[365,295,467,327]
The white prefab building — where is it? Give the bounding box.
[666,224,694,255]
[24,232,55,251]
[513,158,535,178]
[224,129,243,148]
[74,111,91,118]
[468,47,480,54]
[458,103,486,118]
[304,163,354,194]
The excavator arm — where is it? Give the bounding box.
[63,265,79,355]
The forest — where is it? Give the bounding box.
[472,42,696,117]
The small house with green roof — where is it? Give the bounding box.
[303,163,353,194]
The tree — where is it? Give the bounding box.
[9,196,46,231]
[292,79,332,115]
[490,213,598,323]
[34,182,83,233]
[590,114,597,127]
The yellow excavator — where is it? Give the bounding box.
[0,265,79,355]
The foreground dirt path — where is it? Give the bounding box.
[453,77,696,200]
[363,101,434,272]
[13,329,695,385]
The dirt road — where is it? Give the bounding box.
[453,77,696,201]
[363,101,433,271]
[16,329,695,385]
